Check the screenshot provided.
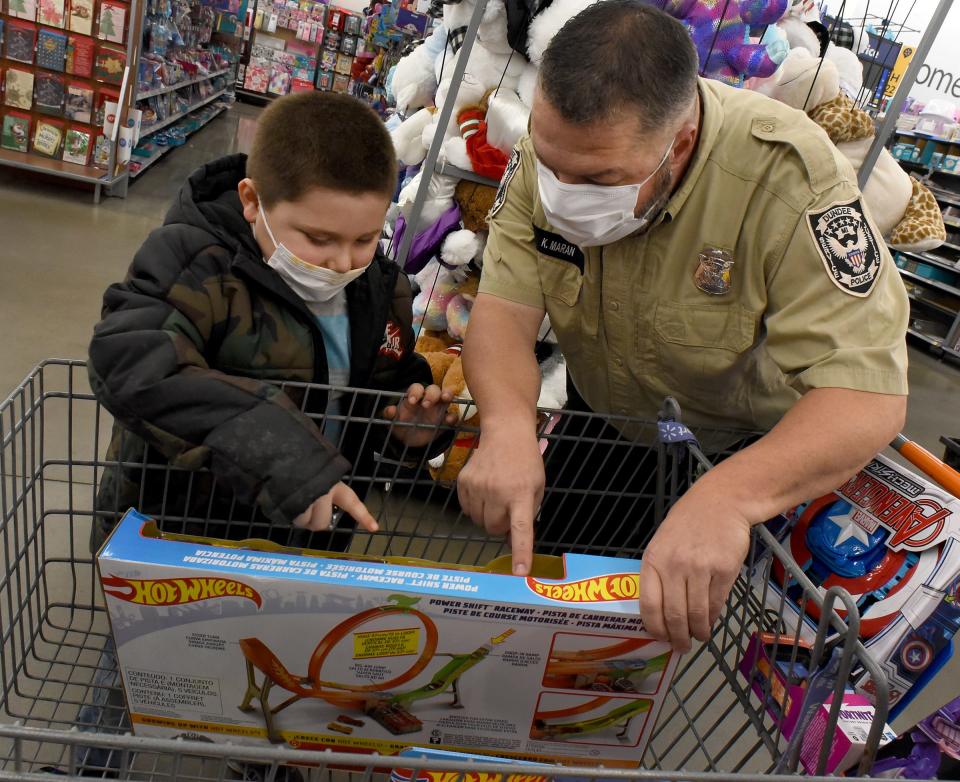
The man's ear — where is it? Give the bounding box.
[671,121,698,166]
[237,178,260,224]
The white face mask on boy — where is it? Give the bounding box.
[258,201,370,303]
[536,139,674,248]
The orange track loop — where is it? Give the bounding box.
[242,606,439,710]
[549,639,652,662]
[535,696,612,720]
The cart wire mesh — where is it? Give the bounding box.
[0,360,907,781]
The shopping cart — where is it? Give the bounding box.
[0,360,912,781]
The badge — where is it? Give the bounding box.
[379,321,403,359]
[489,147,521,220]
[533,226,584,272]
[694,247,734,295]
[807,198,882,297]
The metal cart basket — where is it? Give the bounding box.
[0,360,908,781]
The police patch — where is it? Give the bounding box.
[489,147,521,220]
[807,198,882,297]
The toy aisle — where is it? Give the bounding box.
[3,0,960,779]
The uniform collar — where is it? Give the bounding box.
[660,78,723,224]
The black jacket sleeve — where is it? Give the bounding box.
[88,226,351,525]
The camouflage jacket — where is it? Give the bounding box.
[88,155,431,540]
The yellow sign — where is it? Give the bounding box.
[885,45,916,98]
[353,626,420,659]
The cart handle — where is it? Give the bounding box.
[891,433,960,498]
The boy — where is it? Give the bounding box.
[88,91,453,552]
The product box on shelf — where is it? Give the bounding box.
[757,454,960,726]
[98,509,679,767]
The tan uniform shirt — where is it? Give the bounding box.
[479,78,909,433]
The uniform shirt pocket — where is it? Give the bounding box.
[537,255,583,307]
[648,301,758,398]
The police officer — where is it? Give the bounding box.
[457,0,909,652]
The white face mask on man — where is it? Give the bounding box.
[258,201,370,303]
[536,139,674,248]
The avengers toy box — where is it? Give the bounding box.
[97,510,679,767]
[759,454,960,723]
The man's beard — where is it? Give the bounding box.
[634,163,673,223]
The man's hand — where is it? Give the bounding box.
[383,383,458,447]
[293,481,379,532]
[457,429,545,576]
[639,487,750,653]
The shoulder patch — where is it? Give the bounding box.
[489,147,521,220]
[806,198,883,297]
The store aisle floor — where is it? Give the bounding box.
[1,99,958,455]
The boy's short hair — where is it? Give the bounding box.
[247,92,397,206]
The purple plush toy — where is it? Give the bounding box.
[648,0,788,85]
[873,697,960,778]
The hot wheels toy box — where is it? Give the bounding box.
[759,454,960,722]
[97,510,679,767]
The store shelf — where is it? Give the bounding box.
[905,290,957,318]
[899,159,960,177]
[137,68,232,100]
[899,267,960,297]
[130,106,227,180]
[895,128,960,145]
[907,326,944,348]
[932,190,960,208]
[898,251,960,274]
[945,217,960,228]
[236,87,277,102]
[0,147,125,185]
[942,241,960,253]
[139,90,228,138]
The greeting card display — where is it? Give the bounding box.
[34,72,65,115]
[4,68,35,109]
[32,118,63,156]
[1,111,31,152]
[68,0,94,34]
[94,44,125,83]
[36,28,68,71]
[38,0,66,28]
[97,0,125,42]
[66,34,94,76]
[5,20,37,64]
[7,0,38,22]
[65,82,93,121]
[62,125,90,163]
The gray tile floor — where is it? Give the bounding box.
[0,98,958,449]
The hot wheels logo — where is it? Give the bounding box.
[527,574,639,603]
[102,575,262,608]
[836,472,953,550]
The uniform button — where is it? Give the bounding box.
[761,122,775,133]
[609,300,620,311]
[614,358,624,368]
[618,407,628,415]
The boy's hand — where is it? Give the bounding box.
[293,482,379,533]
[383,384,458,447]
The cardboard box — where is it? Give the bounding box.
[798,694,897,774]
[758,454,960,725]
[98,510,678,767]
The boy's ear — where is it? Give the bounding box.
[237,178,260,224]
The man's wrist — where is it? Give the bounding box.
[480,411,539,439]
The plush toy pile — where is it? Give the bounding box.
[382,0,946,478]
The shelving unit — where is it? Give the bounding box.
[129,102,226,178]
[138,88,227,136]
[0,0,141,202]
[136,67,231,100]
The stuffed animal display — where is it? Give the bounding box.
[384,0,945,481]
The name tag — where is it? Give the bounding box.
[534,226,584,273]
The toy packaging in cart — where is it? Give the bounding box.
[760,453,960,723]
[97,510,679,767]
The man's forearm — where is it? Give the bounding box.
[463,295,544,435]
[689,387,907,523]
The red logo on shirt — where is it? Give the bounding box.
[379,321,403,360]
